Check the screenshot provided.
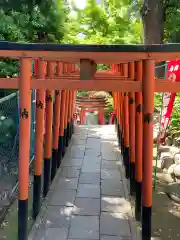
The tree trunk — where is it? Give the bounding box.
[141,0,165,78]
[141,0,164,44]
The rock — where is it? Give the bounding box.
[175,178,180,184]
[165,137,173,146]
[173,138,180,147]
[159,145,171,154]
[173,164,180,179]
[161,152,171,158]
[170,146,180,158]
[163,168,168,174]
[166,183,180,203]
[174,154,180,164]
[160,156,174,169]
[156,172,174,183]
[168,164,176,175]
[161,173,174,183]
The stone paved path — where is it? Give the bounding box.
[29,125,138,240]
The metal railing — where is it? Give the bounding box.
[0,90,35,219]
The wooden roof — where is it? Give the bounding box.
[1,41,180,63]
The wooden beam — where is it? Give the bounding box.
[2,77,180,93]
[0,78,19,89]
[54,75,133,81]
[1,50,180,63]
[80,59,97,80]
[30,79,141,92]
[155,80,180,92]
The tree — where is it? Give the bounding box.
[64,0,143,44]
[140,0,164,44]
[0,0,69,81]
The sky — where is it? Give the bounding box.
[73,0,86,9]
[73,0,101,9]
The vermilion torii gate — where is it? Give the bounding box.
[1,42,180,240]
[76,96,107,124]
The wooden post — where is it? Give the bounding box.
[98,109,102,125]
[117,64,122,146]
[113,91,117,126]
[128,62,136,195]
[80,108,84,124]
[98,108,104,125]
[18,58,32,240]
[42,61,54,195]
[120,91,124,154]
[69,89,75,138]
[68,90,73,139]
[53,62,62,168]
[81,108,85,124]
[33,60,47,215]
[80,59,97,80]
[66,64,71,143]
[101,108,105,124]
[116,92,120,142]
[122,63,130,178]
[71,90,76,134]
[135,61,143,221]
[59,90,66,157]
[62,63,69,149]
[68,64,74,139]
[64,90,69,146]
[142,60,155,240]
[44,61,55,181]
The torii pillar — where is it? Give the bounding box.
[80,107,86,125]
[98,108,105,125]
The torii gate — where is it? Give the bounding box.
[76,96,107,124]
[0,41,180,240]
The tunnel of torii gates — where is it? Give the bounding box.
[76,96,108,124]
[1,42,180,240]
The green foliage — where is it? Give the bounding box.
[154,93,163,113]
[164,1,180,42]
[64,0,143,44]
[77,91,90,97]
[104,95,113,123]
[0,0,68,80]
[154,92,180,142]
[97,64,110,70]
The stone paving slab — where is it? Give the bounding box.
[101,180,125,197]
[83,155,101,164]
[101,169,122,181]
[100,212,131,236]
[29,125,139,240]
[79,172,100,184]
[101,196,131,215]
[76,184,100,198]
[73,198,100,216]
[35,228,69,240]
[81,164,101,173]
[50,190,76,206]
[101,160,121,170]
[61,167,81,178]
[101,236,132,240]
[55,178,79,190]
[42,206,73,228]
[61,158,83,167]
[69,215,99,239]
